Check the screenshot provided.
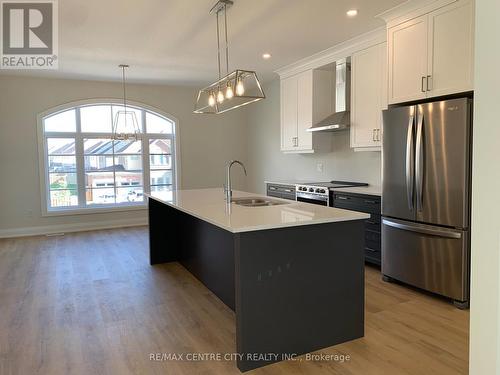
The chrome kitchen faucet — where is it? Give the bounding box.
[224,160,247,202]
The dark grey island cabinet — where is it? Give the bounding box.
[148,188,368,372]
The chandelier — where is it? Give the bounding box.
[194,0,265,114]
[112,64,140,140]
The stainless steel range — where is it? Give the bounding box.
[296,181,368,206]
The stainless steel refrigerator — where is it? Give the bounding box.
[382,97,472,308]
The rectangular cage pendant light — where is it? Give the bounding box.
[194,0,265,114]
[194,69,265,114]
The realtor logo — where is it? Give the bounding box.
[1,0,58,69]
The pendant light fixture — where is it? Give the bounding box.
[113,64,140,140]
[194,0,265,114]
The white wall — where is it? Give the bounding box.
[0,75,247,235]
[244,79,381,194]
[469,0,500,373]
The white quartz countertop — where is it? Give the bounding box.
[332,186,382,196]
[147,188,369,233]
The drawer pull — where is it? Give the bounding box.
[366,220,377,225]
[336,196,350,200]
[364,200,377,204]
[365,247,378,253]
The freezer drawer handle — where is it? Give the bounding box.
[382,219,462,239]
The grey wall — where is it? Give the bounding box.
[245,79,381,194]
[0,75,247,232]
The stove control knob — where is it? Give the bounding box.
[320,189,326,194]
[315,188,321,193]
[309,188,314,192]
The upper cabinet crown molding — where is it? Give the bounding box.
[376,0,457,28]
[275,27,386,80]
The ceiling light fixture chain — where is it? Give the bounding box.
[223,2,229,75]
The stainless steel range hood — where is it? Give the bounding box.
[307,57,351,132]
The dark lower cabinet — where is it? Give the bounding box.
[266,183,296,201]
[332,191,382,265]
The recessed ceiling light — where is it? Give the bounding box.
[262,53,272,59]
[346,9,358,17]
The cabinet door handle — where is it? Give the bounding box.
[421,76,426,93]
[364,200,377,204]
[366,220,377,225]
[372,129,376,142]
[336,196,350,200]
[426,75,432,91]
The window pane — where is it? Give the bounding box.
[44,110,76,133]
[149,139,171,154]
[47,138,75,155]
[48,156,76,172]
[146,112,173,134]
[81,105,112,133]
[150,154,171,169]
[84,155,114,172]
[49,173,77,190]
[84,138,114,154]
[151,185,172,201]
[116,171,142,186]
[50,190,78,207]
[86,187,115,205]
[150,170,172,185]
[85,172,115,188]
[113,140,141,154]
[112,106,143,132]
[115,155,142,171]
[116,187,144,203]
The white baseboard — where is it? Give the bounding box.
[0,217,148,239]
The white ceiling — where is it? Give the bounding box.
[2,0,406,86]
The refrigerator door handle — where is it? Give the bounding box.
[382,218,462,239]
[405,115,415,211]
[415,111,424,212]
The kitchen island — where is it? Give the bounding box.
[147,188,369,372]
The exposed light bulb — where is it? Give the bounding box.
[217,89,225,103]
[346,9,358,17]
[225,83,234,99]
[208,92,216,107]
[262,53,271,59]
[236,80,245,96]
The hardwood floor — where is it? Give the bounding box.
[0,228,469,375]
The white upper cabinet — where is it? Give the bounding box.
[388,16,428,104]
[281,77,298,151]
[280,69,333,153]
[351,42,387,151]
[387,0,474,104]
[427,0,474,97]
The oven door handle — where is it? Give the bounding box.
[296,194,329,206]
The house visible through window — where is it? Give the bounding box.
[40,103,177,213]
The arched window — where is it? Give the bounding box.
[37,101,178,214]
